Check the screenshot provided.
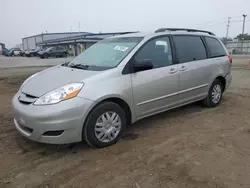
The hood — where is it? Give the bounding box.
[21,66,100,97]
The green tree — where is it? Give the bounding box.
[234,33,250,40]
[220,37,233,44]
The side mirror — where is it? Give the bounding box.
[134,59,153,72]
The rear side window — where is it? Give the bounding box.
[205,37,226,58]
[173,36,207,63]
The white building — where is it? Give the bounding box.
[22,32,89,50]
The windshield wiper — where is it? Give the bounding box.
[69,63,89,69]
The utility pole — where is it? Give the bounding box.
[241,14,247,53]
[226,17,231,40]
[225,17,231,46]
[242,14,247,39]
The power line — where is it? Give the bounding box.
[197,21,227,29]
[193,15,246,28]
[230,20,243,23]
[193,18,228,27]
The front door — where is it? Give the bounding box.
[50,47,57,56]
[131,36,179,118]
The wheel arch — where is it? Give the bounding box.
[214,76,226,92]
[81,96,134,141]
[101,97,132,125]
[84,95,134,126]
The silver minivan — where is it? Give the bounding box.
[12,28,232,148]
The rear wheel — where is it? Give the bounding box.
[83,102,126,148]
[203,79,223,108]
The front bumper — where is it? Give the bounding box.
[12,93,95,144]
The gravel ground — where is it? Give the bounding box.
[0,55,73,69]
[0,57,250,188]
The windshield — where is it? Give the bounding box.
[68,37,143,70]
[45,47,53,52]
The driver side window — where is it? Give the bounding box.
[134,36,173,68]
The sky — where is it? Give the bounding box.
[1,0,250,48]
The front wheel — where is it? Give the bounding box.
[83,102,126,148]
[203,79,223,108]
[61,52,67,58]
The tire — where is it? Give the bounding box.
[44,53,48,58]
[61,52,67,58]
[203,79,223,108]
[83,102,126,148]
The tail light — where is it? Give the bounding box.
[228,55,232,63]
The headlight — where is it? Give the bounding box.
[34,83,83,105]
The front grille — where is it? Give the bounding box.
[25,93,37,98]
[19,100,32,105]
[18,93,38,105]
[19,124,33,134]
[43,130,64,136]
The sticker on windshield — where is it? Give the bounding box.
[114,45,129,52]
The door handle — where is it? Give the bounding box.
[179,66,187,71]
[169,68,177,74]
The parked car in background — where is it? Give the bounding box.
[3,48,9,56]
[3,48,20,56]
[12,28,232,148]
[19,50,25,56]
[38,46,67,58]
[25,49,35,57]
[5,48,22,56]
[13,48,22,56]
[25,48,41,57]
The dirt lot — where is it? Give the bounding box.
[0,58,250,188]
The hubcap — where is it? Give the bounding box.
[212,84,222,104]
[94,112,121,143]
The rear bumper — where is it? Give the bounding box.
[225,73,232,90]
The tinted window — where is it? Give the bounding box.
[174,36,207,63]
[135,36,173,68]
[205,37,226,58]
[56,46,62,50]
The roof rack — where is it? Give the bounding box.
[155,28,215,35]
